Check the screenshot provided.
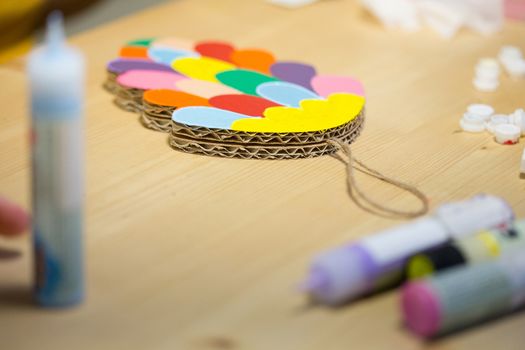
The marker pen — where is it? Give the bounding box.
[402,248,525,338]
[300,195,513,305]
[407,219,525,279]
[28,12,85,307]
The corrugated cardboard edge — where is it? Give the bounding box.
[169,114,364,159]
[105,70,366,159]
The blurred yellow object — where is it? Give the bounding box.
[0,0,44,64]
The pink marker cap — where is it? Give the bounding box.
[401,281,442,338]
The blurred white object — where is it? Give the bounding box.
[473,58,501,92]
[418,1,465,39]
[268,0,319,8]
[360,0,421,31]
[468,104,495,120]
[494,124,520,144]
[521,148,525,175]
[460,112,486,133]
[361,0,504,38]
[509,109,525,135]
[461,103,495,133]
[486,114,510,134]
[498,46,525,78]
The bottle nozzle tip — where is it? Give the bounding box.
[45,10,65,51]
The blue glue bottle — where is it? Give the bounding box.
[28,12,85,307]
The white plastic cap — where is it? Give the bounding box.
[467,104,494,120]
[494,124,520,145]
[486,114,510,134]
[475,68,500,80]
[460,112,486,133]
[499,46,523,62]
[473,77,499,92]
[477,58,500,72]
[509,109,525,135]
[503,59,525,78]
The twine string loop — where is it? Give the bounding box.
[327,138,429,219]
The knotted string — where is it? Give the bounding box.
[327,138,429,219]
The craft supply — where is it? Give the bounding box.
[105,38,366,157]
[461,104,494,133]
[473,58,500,92]
[105,37,431,219]
[509,108,525,135]
[270,62,317,90]
[141,90,210,131]
[401,248,525,338]
[467,103,494,120]
[300,195,513,305]
[407,219,525,279]
[230,49,276,73]
[460,112,486,133]
[114,69,185,113]
[195,41,235,62]
[28,12,84,307]
[498,45,525,78]
[147,46,198,65]
[494,124,520,145]
[104,58,174,93]
[486,114,510,134]
[311,75,365,98]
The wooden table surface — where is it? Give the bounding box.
[1,0,525,349]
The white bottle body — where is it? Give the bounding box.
[29,39,85,307]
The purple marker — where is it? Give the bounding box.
[300,195,514,305]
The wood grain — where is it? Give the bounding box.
[1,0,525,349]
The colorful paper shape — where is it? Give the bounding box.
[119,46,150,59]
[110,37,367,135]
[195,41,235,62]
[209,94,280,117]
[150,37,195,51]
[256,81,320,107]
[148,47,199,65]
[107,58,174,74]
[144,89,210,107]
[126,38,155,47]
[216,69,278,96]
[172,57,236,82]
[231,93,365,132]
[311,75,365,97]
[270,61,317,90]
[230,49,276,73]
[172,106,254,129]
[174,79,241,98]
[117,70,186,90]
